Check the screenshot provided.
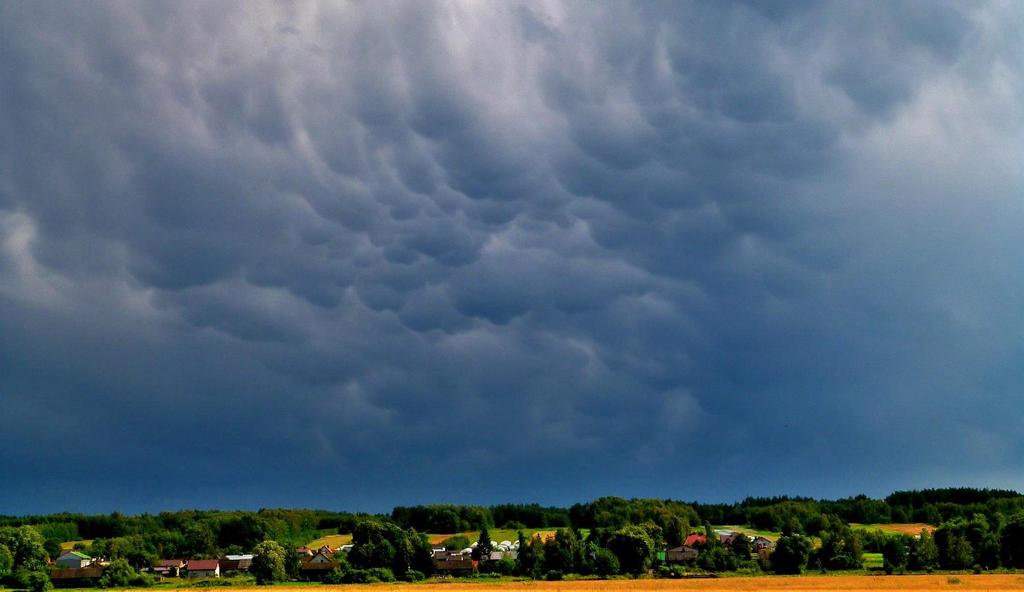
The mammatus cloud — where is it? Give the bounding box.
[1,1,1022,513]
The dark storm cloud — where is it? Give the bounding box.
[1,0,1023,513]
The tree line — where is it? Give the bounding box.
[4,488,1024,588]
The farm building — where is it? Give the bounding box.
[434,553,475,575]
[751,536,775,551]
[51,567,104,587]
[55,551,93,569]
[665,545,699,563]
[186,559,221,578]
[151,559,185,577]
[219,554,253,572]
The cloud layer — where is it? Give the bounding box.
[1,0,1023,513]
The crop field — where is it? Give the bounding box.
[160,575,1024,591]
[850,523,937,536]
[421,528,561,540]
[307,530,559,549]
[307,533,354,549]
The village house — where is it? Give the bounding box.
[432,550,475,575]
[299,550,339,580]
[751,536,775,551]
[665,545,699,563]
[185,559,221,578]
[151,559,185,577]
[54,551,93,569]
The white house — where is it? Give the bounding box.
[186,559,221,578]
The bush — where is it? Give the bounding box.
[544,570,564,581]
[366,567,396,583]
[404,569,425,582]
[19,570,52,592]
[341,569,372,584]
[590,547,620,578]
[656,564,686,579]
[322,567,347,584]
[100,558,149,588]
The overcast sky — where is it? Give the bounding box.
[1,1,1023,515]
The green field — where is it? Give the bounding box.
[850,523,936,536]
[862,552,884,569]
[714,525,780,541]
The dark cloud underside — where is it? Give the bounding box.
[1,0,1022,513]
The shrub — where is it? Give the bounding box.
[656,564,686,579]
[322,567,348,584]
[404,569,425,582]
[366,567,395,582]
[21,570,52,592]
[341,569,372,584]
[590,547,620,577]
[100,558,149,588]
[544,570,564,581]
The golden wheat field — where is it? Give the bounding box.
[148,575,1024,592]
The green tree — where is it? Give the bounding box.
[664,515,688,548]
[20,570,52,592]
[941,533,973,570]
[408,530,435,577]
[251,540,288,584]
[590,546,619,577]
[182,523,217,558]
[881,536,909,574]
[606,525,654,575]
[99,558,149,588]
[516,528,540,577]
[731,533,752,558]
[771,533,812,575]
[1001,512,1024,568]
[0,527,48,571]
[816,515,862,570]
[0,544,12,578]
[43,540,62,561]
[348,519,415,578]
[474,526,492,560]
[908,530,938,571]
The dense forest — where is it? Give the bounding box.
[3,488,1024,589]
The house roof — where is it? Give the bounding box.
[223,555,253,561]
[683,534,707,547]
[187,559,221,570]
[58,551,92,560]
[157,559,185,567]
